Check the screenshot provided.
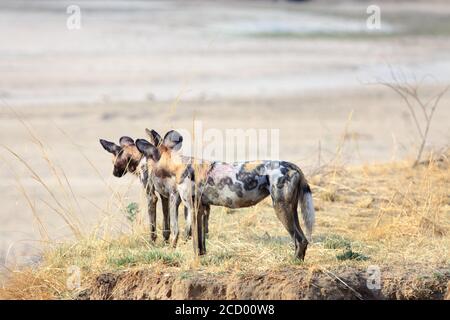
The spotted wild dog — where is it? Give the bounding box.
[99,131,202,247]
[141,129,210,246]
[99,135,169,242]
[136,130,315,260]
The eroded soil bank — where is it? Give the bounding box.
[77,267,449,300]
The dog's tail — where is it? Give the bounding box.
[298,176,315,241]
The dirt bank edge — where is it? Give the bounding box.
[75,266,449,300]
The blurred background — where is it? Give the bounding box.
[0,0,449,270]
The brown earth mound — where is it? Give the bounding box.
[76,267,449,300]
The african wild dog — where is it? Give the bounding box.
[136,130,315,260]
[140,129,210,246]
[99,135,168,242]
[99,130,205,246]
[100,132,176,241]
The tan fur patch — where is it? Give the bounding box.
[123,145,142,161]
[242,161,264,172]
[113,145,143,175]
[190,161,212,183]
[150,146,212,184]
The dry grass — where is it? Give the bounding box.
[1,149,448,299]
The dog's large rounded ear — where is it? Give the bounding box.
[100,139,121,155]
[136,139,160,162]
[163,130,183,151]
[119,136,135,147]
[145,128,162,147]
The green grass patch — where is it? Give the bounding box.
[141,250,182,267]
[109,254,138,267]
[201,251,234,266]
[108,248,183,268]
[322,235,352,249]
[336,249,369,261]
[124,202,139,223]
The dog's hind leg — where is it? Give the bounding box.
[291,204,309,260]
[270,176,308,260]
[272,201,308,260]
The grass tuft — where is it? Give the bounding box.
[336,249,369,261]
[124,202,139,223]
[322,234,352,250]
[141,250,182,267]
[201,251,234,266]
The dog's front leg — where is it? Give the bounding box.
[204,204,210,235]
[146,186,158,242]
[160,196,171,242]
[197,205,207,255]
[169,193,181,247]
[183,205,192,239]
[177,182,205,255]
[189,201,207,256]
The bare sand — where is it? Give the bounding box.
[0,0,449,270]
